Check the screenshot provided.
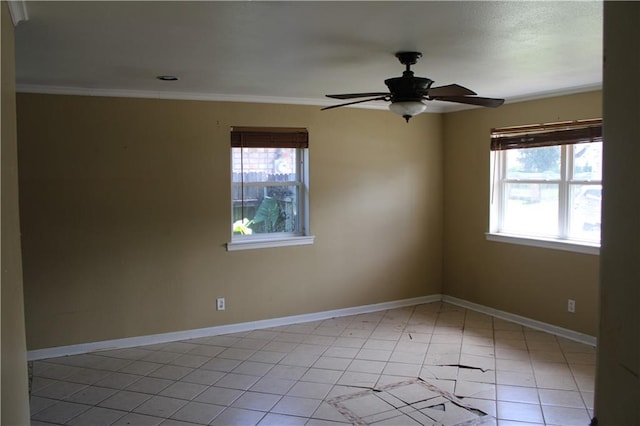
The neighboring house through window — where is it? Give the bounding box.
[488,119,602,254]
[227,127,314,251]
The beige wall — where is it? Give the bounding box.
[17,94,444,350]
[595,2,640,422]
[442,91,602,336]
[17,90,606,351]
[1,2,31,424]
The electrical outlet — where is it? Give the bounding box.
[216,297,225,311]
[567,299,576,313]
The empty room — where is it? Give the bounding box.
[2,1,638,425]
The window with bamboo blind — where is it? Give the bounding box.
[488,119,602,253]
[228,127,314,251]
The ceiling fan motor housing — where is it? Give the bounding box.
[385,76,433,102]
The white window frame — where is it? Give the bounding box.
[487,120,602,255]
[227,128,314,251]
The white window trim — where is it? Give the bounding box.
[489,145,601,255]
[485,232,599,255]
[227,147,314,251]
[227,235,315,251]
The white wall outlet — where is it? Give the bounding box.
[216,297,225,311]
[567,299,576,313]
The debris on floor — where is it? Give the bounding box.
[327,377,494,425]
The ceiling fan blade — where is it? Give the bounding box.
[426,84,476,97]
[431,95,505,108]
[326,92,390,100]
[321,96,389,111]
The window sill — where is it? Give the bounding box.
[485,232,600,255]
[227,235,315,252]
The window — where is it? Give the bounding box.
[488,119,602,254]
[227,127,314,251]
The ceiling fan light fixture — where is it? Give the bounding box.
[389,100,427,122]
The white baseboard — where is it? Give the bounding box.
[27,294,442,361]
[28,293,596,361]
[442,295,597,347]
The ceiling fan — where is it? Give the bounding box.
[322,51,505,122]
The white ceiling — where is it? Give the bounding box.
[14,1,603,113]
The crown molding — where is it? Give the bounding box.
[502,83,602,106]
[15,84,394,111]
[15,82,602,114]
[15,84,448,113]
[442,82,602,112]
[7,0,28,26]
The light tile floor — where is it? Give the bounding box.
[30,302,595,425]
